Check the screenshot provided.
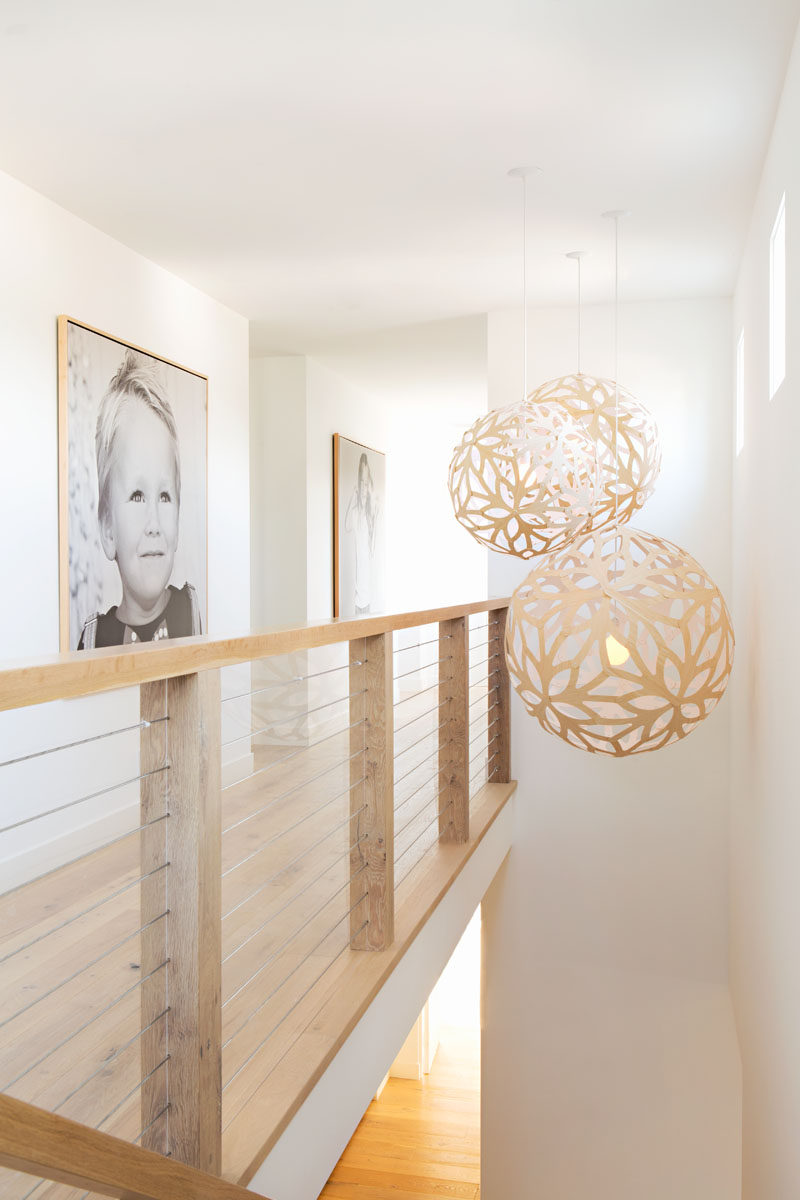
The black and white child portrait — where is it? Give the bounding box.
[334,435,385,618]
[59,319,207,650]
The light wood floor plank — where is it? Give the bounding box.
[317,1027,479,1200]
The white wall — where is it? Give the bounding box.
[305,316,490,620]
[250,356,308,630]
[0,167,250,887]
[251,317,488,627]
[730,23,800,1198]
[482,298,741,1199]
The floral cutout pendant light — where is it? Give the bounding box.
[504,212,734,755]
[505,524,735,755]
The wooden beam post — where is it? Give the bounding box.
[164,669,222,1173]
[139,681,170,1156]
[489,608,510,784]
[439,617,468,843]
[349,633,393,949]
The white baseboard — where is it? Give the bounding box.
[0,801,139,895]
[1,750,255,895]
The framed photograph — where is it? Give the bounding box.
[333,434,386,618]
[58,316,208,651]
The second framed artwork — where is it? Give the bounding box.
[333,434,386,618]
[58,316,208,651]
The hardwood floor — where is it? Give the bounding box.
[0,650,492,1199]
[317,1026,480,1200]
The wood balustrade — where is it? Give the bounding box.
[0,599,513,1198]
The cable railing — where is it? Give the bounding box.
[0,597,511,1198]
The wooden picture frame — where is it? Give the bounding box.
[58,316,208,651]
[333,433,386,619]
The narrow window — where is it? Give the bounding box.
[736,329,745,455]
[770,193,786,398]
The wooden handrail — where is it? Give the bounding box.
[0,1092,264,1200]
[0,597,511,712]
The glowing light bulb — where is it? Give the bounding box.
[605,632,630,667]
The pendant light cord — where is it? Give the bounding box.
[613,215,620,537]
[577,254,582,376]
[602,208,629,603]
[567,251,585,376]
[522,171,528,399]
[509,167,540,401]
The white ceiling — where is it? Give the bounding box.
[1,0,798,353]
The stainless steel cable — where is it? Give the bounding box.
[221,718,366,791]
[222,787,366,881]
[469,652,501,671]
[0,716,168,770]
[53,1007,169,1116]
[134,1102,171,1146]
[395,700,451,735]
[395,801,453,865]
[395,719,451,763]
[220,916,367,1113]
[0,764,169,835]
[469,684,499,710]
[0,861,169,966]
[96,1054,170,1132]
[395,768,439,814]
[0,911,169,1032]
[467,634,491,649]
[471,751,499,779]
[394,741,443,788]
[222,695,365,750]
[470,739,498,768]
[468,716,499,749]
[393,635,450,655]
[222,891,369,1050]
[222,746,365,837]
[306,659,363,680]
[0,812,169,900]
[393,655,451,683]
[396,822,453,890]
[222,660,366,707]
[222,674,305,705]
[222,811,368,921]
[392,680,442,707]
[19,1178,46,1200]
[276,689,366,724]
[468,670,500,693]
[3,959,168,1092]
[222,875,368,1016]
[395,789,447,841]
[222,859,367,967]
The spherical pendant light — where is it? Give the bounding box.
[505,525,734,755]
[529,372,661,533]
[448,399,600,558]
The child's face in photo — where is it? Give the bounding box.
[101,398,179,612]
[358,462,371,506]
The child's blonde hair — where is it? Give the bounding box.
[96,350,181,527]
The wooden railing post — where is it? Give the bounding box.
[489,607,511,783]
[439,617,468,843]
[349,633,394,950]
[140,681,169,1156]
[149,669,222,1173]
